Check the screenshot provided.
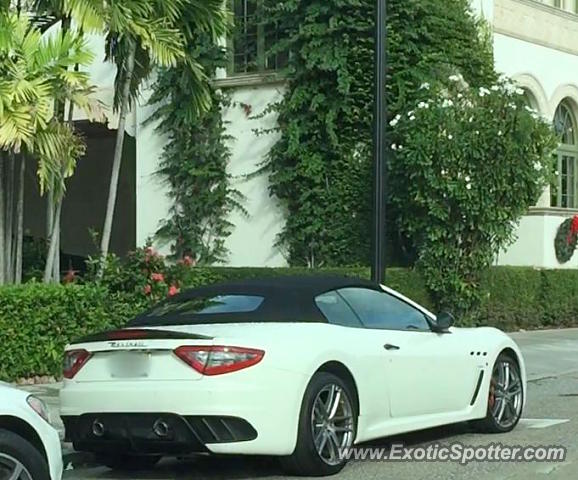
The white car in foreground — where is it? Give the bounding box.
[0,382,63,480]
[60,276,526,476]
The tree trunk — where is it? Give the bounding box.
[43,199,62,283]
[43,15,71,284]
[5,153,14,283]
[0,157,5,285]
[15,156,25,284]
[99,38,137,275]
[52,200,60,281]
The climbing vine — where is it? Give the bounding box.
[150,34,243,264]
[261,0,557,314]
[260,0,497,267]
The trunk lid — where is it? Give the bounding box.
[68,328,215,383]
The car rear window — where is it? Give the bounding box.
[142,294,265,318]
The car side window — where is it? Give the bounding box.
[315,290,364,328]
[337,287,431,332]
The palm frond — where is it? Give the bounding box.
[62,0,105,32]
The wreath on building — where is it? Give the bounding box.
[555,215,578,263]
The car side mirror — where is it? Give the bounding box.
[433,311,455,333]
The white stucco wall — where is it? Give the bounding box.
[221,85,287,266]
[493,31,578,268]
[499,213,578,268]
[493,33,578,118]
[132,82,288,266]
[134,85,172,249]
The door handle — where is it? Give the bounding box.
[384,343,400,351]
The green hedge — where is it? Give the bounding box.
[2,267,578,381]
[0,284,145,381]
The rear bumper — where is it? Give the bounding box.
[60,367,309,456]
[63,413,257,455]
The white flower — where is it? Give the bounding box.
[491,85,500,91]
[408,110,415,117]
[442,99,454,108]
[409,115,416,121]
[515,88,525,95]
[391,144,398,151]
[504,84,517,95]
[417,101,429,109]
[498,130,503,136]
[457,93,463,99]
[389,114,402,127]
[449,74,462,82]
[469,116,474,123]
[465,175,471,182]
[466,183,472,190]
[419,82,430,90]
[509,103,517,110]
[479,87,491,97]
[475,130,480,135]
[448,134,453,140]
[534,162,543,172]
[441,169,447,175]
[555,170,560,176]
[398,145,404,150]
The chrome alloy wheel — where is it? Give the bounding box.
[489,359,523,429]
[311,384,355,466]
[0,453,33,480]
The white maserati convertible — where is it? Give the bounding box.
[60,276,525,476]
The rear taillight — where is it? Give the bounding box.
[174,346,265,376]
[63,349,91,379]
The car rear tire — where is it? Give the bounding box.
[96,454,161,472]
[471,352,524,433]
[0,428,50,480]
[280,372,357,477]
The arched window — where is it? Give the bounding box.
[551,101,578,208]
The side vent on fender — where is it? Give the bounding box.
[470,371,485,406]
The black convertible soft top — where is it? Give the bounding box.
[129,275,381,327]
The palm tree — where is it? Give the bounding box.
[64,0,228,272]
[0,11,94,283]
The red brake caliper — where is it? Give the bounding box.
[489,379,496,408]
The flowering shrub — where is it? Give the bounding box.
[87,244,195,304]
[388,75,558,313]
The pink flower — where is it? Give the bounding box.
[151,273,165,282]
[182,256,196,267]
[144,285,152,295]
[168,285,180,297]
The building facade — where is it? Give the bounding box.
[52,0,578,268]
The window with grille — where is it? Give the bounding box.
[551,102,578,208]
[229,0,289,76]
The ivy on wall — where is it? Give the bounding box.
[150,36,243,264]
[259,0,497,267]
[260,0,558,314]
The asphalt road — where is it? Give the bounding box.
[31,328,578,480]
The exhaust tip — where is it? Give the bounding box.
[92,419,105,437]
[153,419,171,438]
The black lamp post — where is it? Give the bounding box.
[371,0,387,284]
